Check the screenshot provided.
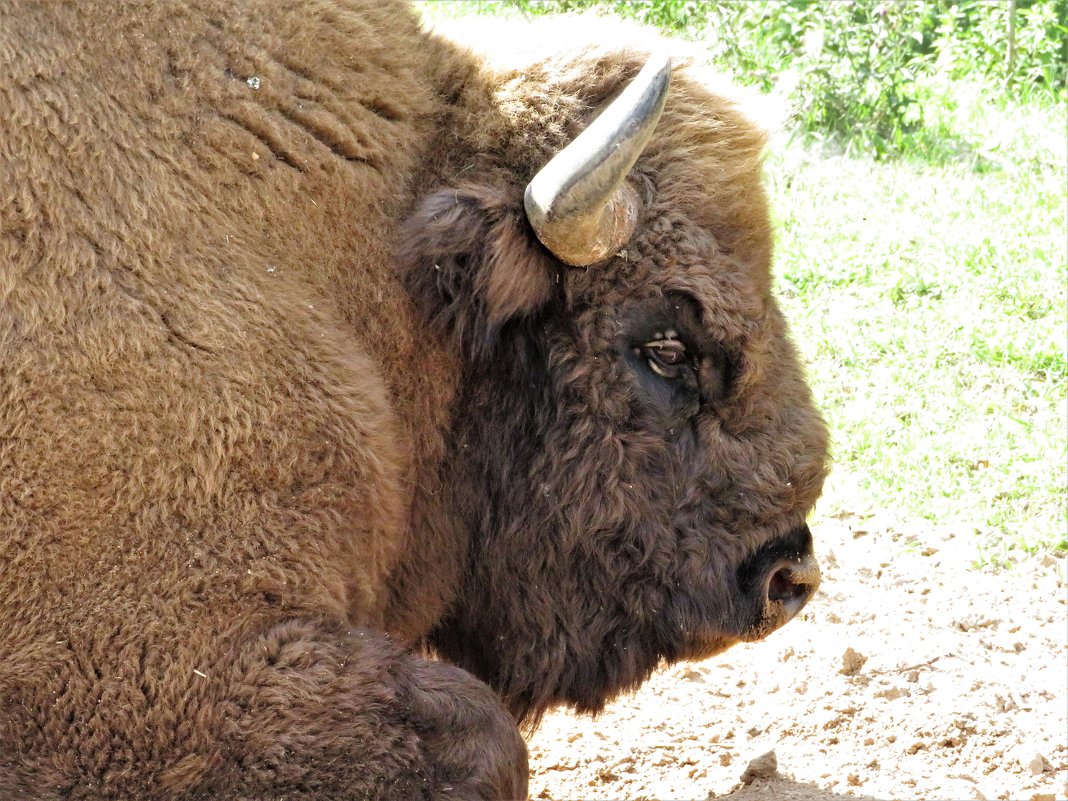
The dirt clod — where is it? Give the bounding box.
[1027,752,1052,776]
[739,750,778,784]
[840,647,868,676]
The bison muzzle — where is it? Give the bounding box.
[0,1,829,798]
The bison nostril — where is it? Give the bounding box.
[766,558,820,622]
[735,526,821,641]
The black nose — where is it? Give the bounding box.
[736,524,820,641]
[764,553,821,620]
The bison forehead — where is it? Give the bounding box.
[564,217,770,342]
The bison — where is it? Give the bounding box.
[0,1,829,798]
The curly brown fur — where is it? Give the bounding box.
[400,38,828,724]
[1,0,827,796]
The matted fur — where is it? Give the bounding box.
[0,1,828,798]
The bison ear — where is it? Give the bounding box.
[398,182,558,358]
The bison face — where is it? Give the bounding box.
[400,53,829,723]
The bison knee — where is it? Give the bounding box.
[216,620,525,800]
[399,655,529,800]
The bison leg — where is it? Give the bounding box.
[208,620,527,801]
[5,620,528,800]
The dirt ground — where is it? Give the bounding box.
[526,509,1067,800]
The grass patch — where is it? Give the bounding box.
[768,87,1066,559]
[419,2,1067,561]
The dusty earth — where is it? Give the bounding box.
[526,507,1067,800]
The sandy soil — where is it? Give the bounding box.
[526,511,1067,801]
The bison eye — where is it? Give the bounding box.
[640,334,688,379]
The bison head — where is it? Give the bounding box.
[400,48,829,724]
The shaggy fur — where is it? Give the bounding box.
[0,1,828,798]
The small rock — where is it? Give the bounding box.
[875,685,908,700]
[678,666,705,682]
[719,751,733,767]
[906,670,920,683]
[977,773,1020,798]
[595,766,618,782]
[847,774,861,786]
[1026,752,1052,776]
[740,750,778,784]
[840,647,868,676]
[954,615,1001,632]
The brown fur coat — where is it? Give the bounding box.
[0,1,827,798]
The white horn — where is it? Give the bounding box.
[524,53,671,267]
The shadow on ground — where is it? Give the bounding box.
[719,777,882,800]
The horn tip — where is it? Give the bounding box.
[638,50,672,89]
[647,50,672,77]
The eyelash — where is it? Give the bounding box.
[638,333,689,379]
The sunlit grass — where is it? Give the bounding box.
[417,3,1067,563]
[768,87,1066,561]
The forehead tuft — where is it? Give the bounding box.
[564,211,769,336]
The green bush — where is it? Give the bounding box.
[489,0,1068,158]
[932,0,1068,89]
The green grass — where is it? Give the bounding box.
[768,85,1066,561]
[419,3,1067,562]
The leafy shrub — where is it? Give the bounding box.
[493,0,1067,158]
